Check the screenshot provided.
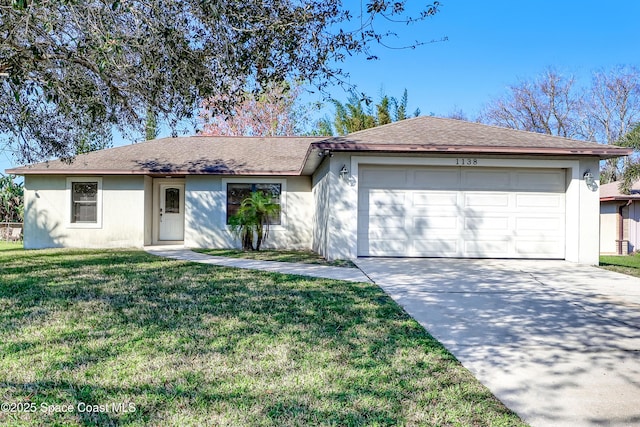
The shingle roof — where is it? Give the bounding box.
[314,116,631,158]
[6,116,631,176]
[600,181,640,201]
[7,136,323,175]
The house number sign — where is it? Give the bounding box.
[455,158,478,166]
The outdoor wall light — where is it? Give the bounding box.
[583,171,595,187]
[339,165,349,179]
[318,149,333,157]
[583,170,598,191]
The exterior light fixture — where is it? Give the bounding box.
[318,149,333,157]
[339,165,349,179]
[583,171,594,186]
[583,170,597,191]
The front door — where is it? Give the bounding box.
[159,183,185,241]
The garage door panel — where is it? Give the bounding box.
[413,170,460,189]
[367,189,406,204]
[465,193,510,207]
[412,192,458,206]
[413,239,458,255]
[516,217,563,233]
[462,170,512,190]
[464,240,510,255]
[516,171,565,192]
[366,215,406,228]
[363,227,408,239]
[365,239,411,256]
[515,240,564,257]
[516,194,564,209]
[464,216,510,231]
[358,165,566,259]
[360,169,408,188]
[413,216,458,231]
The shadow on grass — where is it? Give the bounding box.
[0,249,525,426]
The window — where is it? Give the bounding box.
[66,177,102,228]
[165,188,180,213]
[71,182,98,223]
[226,183,281,225]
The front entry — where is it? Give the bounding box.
[153,180,185,243]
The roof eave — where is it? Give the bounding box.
[5,168,302,176]
[310,143,632,159]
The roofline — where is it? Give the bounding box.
[310,143,632,158]
[600,196,640,202]
[4,168,302,176]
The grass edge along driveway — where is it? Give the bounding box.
[0,247,526,426]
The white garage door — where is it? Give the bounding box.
[358,166,566,259]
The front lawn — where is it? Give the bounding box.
[0,247,525,426]
[600,254,640,278]
[194,248,357,268]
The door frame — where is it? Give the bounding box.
[152,178,185,245]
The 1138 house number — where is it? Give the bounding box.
[456,158,478,166]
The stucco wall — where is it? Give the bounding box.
[600,202,619,254]
[23,175,146,249]
[311,158,331,257]
[184,175,314,249]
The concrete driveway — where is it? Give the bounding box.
[355,258,640,427]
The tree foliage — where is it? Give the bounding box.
[199,82,304,136]
[479,66,640,184]
[478,69,585,138]
[228,191,280,251]
[331,89,420,135]
[0,0,441,162]
[0,174,23,223]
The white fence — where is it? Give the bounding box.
[0,222,23,241]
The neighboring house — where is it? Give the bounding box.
[6,116,631,265]
[600,181,640,255]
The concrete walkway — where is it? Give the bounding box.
[355,258,640,427]
[144,246,372,283]
[144,247,640,426]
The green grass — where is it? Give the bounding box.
[0,247,526,426]
[0,241,23,251]
[599,254,640,278]
[193,248,357,268]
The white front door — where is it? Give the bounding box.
[159,183,185,241]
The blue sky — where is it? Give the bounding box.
[3,0,640,173]
[321,0,640,119]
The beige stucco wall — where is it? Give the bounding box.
[600,202,619,254]
[23,175,146,249]
[184,175,314,250]
[311,158,331,257]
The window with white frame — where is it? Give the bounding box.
[67,177,102,227]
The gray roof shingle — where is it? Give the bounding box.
[7,136,322,175]
[7,116,631,175]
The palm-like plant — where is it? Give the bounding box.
[228,191,280,251]
[0,174,24,223]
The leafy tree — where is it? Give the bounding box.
[331,89,420,135]
[199,82,303,136]
[228,191,281,251]
[0,0,441,162]
[615,123,640,193]
[0,174,23,223]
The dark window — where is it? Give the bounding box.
[165,188,180,213]
[226,183,281,225]
[71,182,98,223]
